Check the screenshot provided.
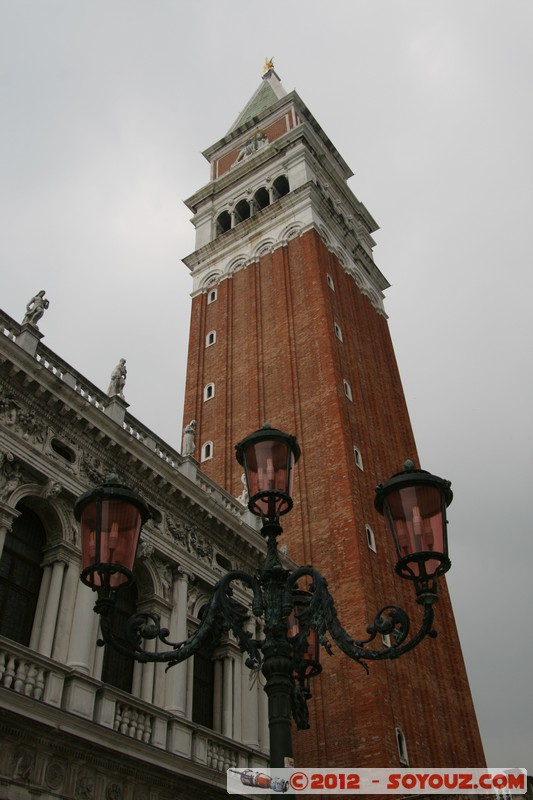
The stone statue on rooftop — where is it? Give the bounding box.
[237,472,249,507]
[107,358,127,398]
[22,290,49,327]
[182,420,197,456]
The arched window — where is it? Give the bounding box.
[334,323,343,342]
[101,581,138,693]
[201,441,214,462]
[192,605,215,728]
[0,503,45,646]
[207,288,218,304]
[234,199,251,223]
[205,330,216,347]
[254,187,270,210]
[204,383,215,401]
[216,211,231,235]
[273,175,290,199]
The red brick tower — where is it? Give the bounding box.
[182,68,485,769]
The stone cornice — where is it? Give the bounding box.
[183,181,389,315]
[0,319,266,570]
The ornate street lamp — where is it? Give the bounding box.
[235,423,300,522]
[375,459,453,601]
[76,475,151,591]
[75,475,150,621]
[75,426,453,768]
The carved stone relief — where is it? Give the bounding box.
[75,767,95,799]
[0,454,26,501]
[167,518,214,564]
[106,781,123,800]
[79,451,107,485]
[42,478,62,499]
[12,746,34,782]
[0,392,46,446]
[45,759,67,791]
[0,393,19,426]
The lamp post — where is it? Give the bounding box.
[74,425,453,769]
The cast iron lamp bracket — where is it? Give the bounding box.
[92,550,437,729]
[77,433,453,762]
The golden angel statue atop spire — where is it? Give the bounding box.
[263,57,275,74]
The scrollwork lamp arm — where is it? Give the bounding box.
[96,570,264,669]
[285,566,436,674]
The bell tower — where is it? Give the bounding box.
[182,67,485,769]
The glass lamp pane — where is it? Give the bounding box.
[386,485,446,577]
[288,592,321,679]
[244,439,294,516]
[80,499,143,588]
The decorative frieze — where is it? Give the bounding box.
[167,518,214,565]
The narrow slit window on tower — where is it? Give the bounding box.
[396,728,409,766]
[334,322,343,342]
[204,383,215,401]
[205,330,216,347]
[343,380,353,401]
[327,273,335,291]
[365,524,376,553]
[207,288,218,304]
[353,446,364,471]
[201,441,214,462]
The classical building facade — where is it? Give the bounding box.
[182,68,486,769]
[0,310,269,798]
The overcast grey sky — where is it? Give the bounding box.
[1,0,531,774]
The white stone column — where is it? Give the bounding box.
[0,526,7,561]
[233,653,242,742]
[132,658,143,696]
[37,559,67,656]
[222,655,234,738]
[257,621,270,752]
[186,656,194,719]
[0,504,20,561]
[140,637,156,704]
[67,579,98,674]
[164,568,190,715]
[153,610,170,709]
[213,657,223,732]
[241,619,260,748]
[30,563,52,650]
[38,559,67,656]
[92,627,105,679]
[52,558,80,663]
